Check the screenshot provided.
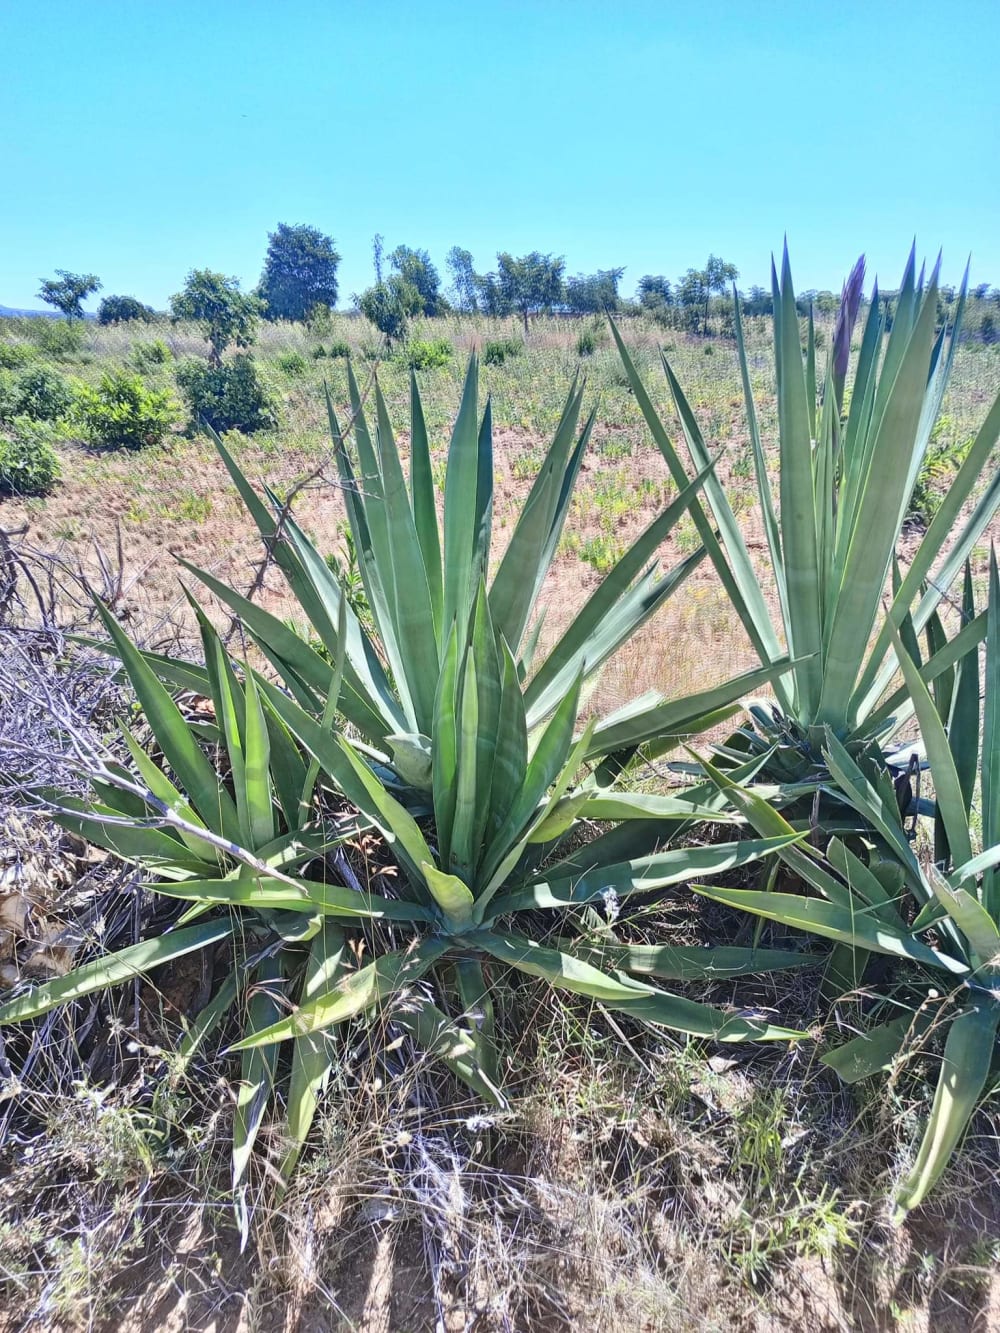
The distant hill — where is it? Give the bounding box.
[0,305,96,319]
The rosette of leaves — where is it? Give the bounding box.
[612,248,1000,810]
[0,356,816,1191]
[693,552,1000,1216]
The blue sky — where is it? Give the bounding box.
[2,0,998,312]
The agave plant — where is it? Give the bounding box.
[693,551,1000,1216]
[0,355,812,1191]
[0,598,381,1196]
[612,248,1000,796]
[175,356,794,775]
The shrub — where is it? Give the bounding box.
[97,295,155,325]
[29,318,85,360]
[9,366,73,422]
[276,350,308,377]
[575,328,598,357]
[312,345,327,358]
[175,355,277,434]
[0,419,61,496]
[0,341,35,370]
[406,337,452,369]
[326,339,350,359]
[482,336,521,366]
[132,339,172,371]
[74,370,178,450]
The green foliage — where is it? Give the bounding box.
[446,245,479,313]
[355,279,419,344]
[170,270,261,365]
[565,268,624,314]
[389,245,445,316]
[0,418,61,496]
[495,251,565,331]
[0,340,35,369]
[405,337,452,369]
[74,370,178,450]
[175,355,277,434]
[636,275,673,312]
[325,339,350,359]
[259,222,340,321]
[613,248,1000,796]
[575,327,599,357]
[29,318,85,360]
[131,339,172,371]
[0,360,813,1189]
[37,270,102,319]
[696,553,1000,1218]
[1,365,73,423]
[276,350,308,377]
[482,336,522,366]
[97,295,155,325]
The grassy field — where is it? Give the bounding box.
[2,308,1000,1331]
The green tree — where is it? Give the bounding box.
[636,275,672,311]
[97,294,155,325]
[564,267,625,314]
[37,270,102,319]
[389,245,445,316]
[446,246,479,313]
[496,252,565,334]
[170,270,261,365]
[258,222,340,322]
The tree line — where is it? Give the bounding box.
[30,223,1000,346]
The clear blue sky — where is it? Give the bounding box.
[2,0,998,312]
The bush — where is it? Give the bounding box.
[482,337,522,366]
[30,319,85,360]
[0,419,61,496]
[276,350,308,377]
[575,328,598,357]
[74,370,178,450]
[97,295,155,325]
[132,339,172,371]
[5,366,73,422]
[406,337,452,370]
[175,355,277,434]
[326,339,350,359]
[0,341,35,370]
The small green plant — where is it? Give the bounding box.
[575,328,598,357]
[175,356,277,434]
[132,340,172,371]
[326,339,350,359]
[5,366,74,422]
[482,337,521,366]
[276,350,308,377]
[406,337,452,370]
[0,341,35,370]
[0,418,61,496]
[74,370,178,450]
